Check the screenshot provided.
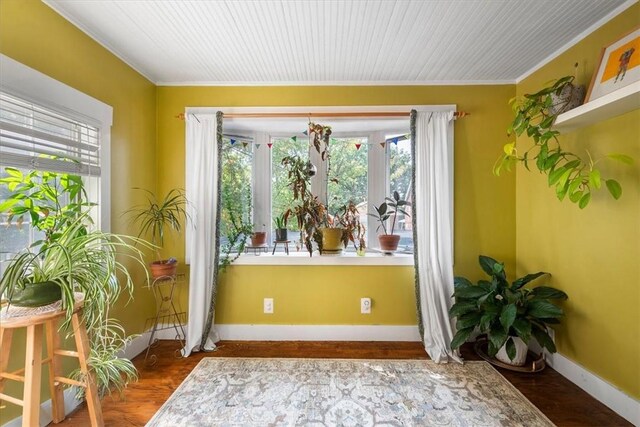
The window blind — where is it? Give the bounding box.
[0,92,100,175]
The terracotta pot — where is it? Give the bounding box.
[320,227,344,254]
[378,234,401,252]
[150,260,178,279]
[275,228,288,241]
[495,336,528,366]
[251,232,267,246]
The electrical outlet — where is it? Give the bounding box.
[263,298,274,314]
[361,297,371,314]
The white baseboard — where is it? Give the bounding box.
[544,350,640,426]
[214,324,421,341]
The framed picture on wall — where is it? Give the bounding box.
[586,26,640,102]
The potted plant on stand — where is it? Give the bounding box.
[125,188,188,278]
[370,191,411,253]
[274,213,288,242]
[0,167,150,397]
[449,255,568,367]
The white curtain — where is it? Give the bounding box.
[413,110,461,363]
[182,113,220,357]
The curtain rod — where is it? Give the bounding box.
[176,111,469,120]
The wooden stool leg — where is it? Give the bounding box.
[0,327,14,398]
[23,324,43,427]
[46,320,65,423]
[72,312,104,427]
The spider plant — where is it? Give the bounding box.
[124,188,188,260]
[0,216,151,396]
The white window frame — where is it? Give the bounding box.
[0,54,113,231]
[187,105,455,261]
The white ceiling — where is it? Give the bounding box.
[45,0,632,85]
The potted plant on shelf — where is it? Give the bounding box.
[0,167,150,397]
[369,191,411,252]
[125,188,188,278]
[273,213,288,241]
[494,75,633,208]
[449,255,568,366]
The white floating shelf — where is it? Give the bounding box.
[554,80,640,132]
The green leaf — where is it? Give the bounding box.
[528,300,563,319]
[607,153,634,165]
[454,276,473,288]
[512,272,547,289]
[457,312,483,329]
[454,285,490,299]
[605,179,622,200]
[540,116,554,129]
[505,337,516,361]
[589,169,601,189]
[569,189,583,203]
[479,255,501,277]
[548,166,566,186]
[449,301,478,318]
[556,180,570,201]
[488,328,508,356]
[450,327,474,350]
[531,286,568,300]
[499,304,517,331]
[512,318,532,343]
[479,313,495,332]
[532,325,556,353]
[579,192,591,209]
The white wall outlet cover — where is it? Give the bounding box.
[361,297,371,314]
[263,298,274,314]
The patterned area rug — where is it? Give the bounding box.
[147,358,554,427]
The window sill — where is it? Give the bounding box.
[231,252,414,266]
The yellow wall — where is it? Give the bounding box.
[515,4,640,398]
[157,84,517,325]
[0,0,157,421]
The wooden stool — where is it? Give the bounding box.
[0,295,103,426]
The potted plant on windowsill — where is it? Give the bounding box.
[282,155,325,256]
[449,255,568,366]
[125,188,188,278]
[250,224,267,246]
[274,213,288,241]
[370,191,411,253]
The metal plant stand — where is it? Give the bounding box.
[144,275,186,366]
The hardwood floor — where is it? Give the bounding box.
[56,340,631,426]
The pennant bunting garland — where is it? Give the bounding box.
[302,129,308,136]
[267,143,273,149]
[291,136,297,142]
[355,143,361,150]
[230,139,236,145]
[392,137,399,145]
[255,143,261,149]
[242,142,248,148]
[380,142,386,148]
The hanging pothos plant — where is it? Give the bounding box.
[494,75,633,209]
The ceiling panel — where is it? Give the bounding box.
[44,0,631,84]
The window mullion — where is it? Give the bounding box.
[368,131,387,249]
[252,132,272,240]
